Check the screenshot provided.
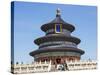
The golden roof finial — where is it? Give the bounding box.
[56,8,61,17]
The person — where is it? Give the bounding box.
[63,60,69,71]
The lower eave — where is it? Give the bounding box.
[29,47,85,56]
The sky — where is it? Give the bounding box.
[12,1,97,64]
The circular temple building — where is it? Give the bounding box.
[30,8,85,65]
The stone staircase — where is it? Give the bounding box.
[50,65,57,72]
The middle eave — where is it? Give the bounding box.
[34,34,81,45]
